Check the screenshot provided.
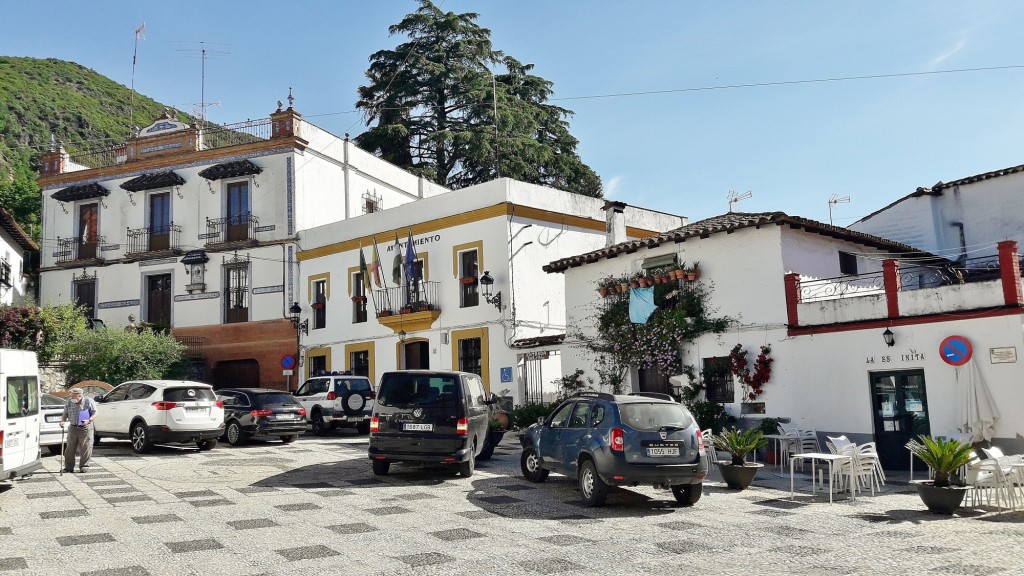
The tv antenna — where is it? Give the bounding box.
[174,41,231,124]
[727,190,752,212]
[827,194,851,226]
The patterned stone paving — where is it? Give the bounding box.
[0,431,1022,575]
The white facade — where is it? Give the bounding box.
[850,164,1024,261]
[554,212,1024,465]
[0,208,36,306]
[297,178,684,404]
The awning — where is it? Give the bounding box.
[198,159,263,181]
[511,334,565,349]
[181,250,210,265]
[120,171,185,192]
[51,182,110,203]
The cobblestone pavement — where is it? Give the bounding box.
[1,432,1022,576]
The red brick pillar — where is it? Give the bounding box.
[998,240,1022,306]
[883,259,901,318]
[784,272,801,327]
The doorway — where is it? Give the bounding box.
[402,340,429,370]
[146,274,172,327]
[869,370,930,470]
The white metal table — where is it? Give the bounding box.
[763,433,797,472]
[790,452,853,503]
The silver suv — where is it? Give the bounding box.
[294,373,375,435]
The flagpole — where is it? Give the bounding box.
[373,235,392,312]
[129,22,145,135]
[359,243,379,319]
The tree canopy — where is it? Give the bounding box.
[356,0,602,197]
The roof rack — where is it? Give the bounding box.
[573,391,616,401]
[628,392,677,402]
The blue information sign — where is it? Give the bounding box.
[500,367,513,383]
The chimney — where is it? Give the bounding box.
[602,200,627,247]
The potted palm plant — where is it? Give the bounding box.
[713,427,766,490]
[906,435,974,515]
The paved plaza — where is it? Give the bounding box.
[1,433,1021,576]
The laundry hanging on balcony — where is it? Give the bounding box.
[629,286,656,324]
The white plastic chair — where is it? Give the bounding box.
[701,428,718,468]
[799,429,821,454]
[967,456,1019,511]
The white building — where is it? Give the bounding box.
[37,100,445,388]
[0,207,37,305]
[850,162,1024,263]
[296,180,683,404]
[549,212,1024,468]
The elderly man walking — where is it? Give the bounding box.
[61,388,98,473]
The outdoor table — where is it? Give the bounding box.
[762,434,796,472]
[790,452,853,503]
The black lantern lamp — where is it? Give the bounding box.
[288,301,308,335]
[478,270,502,311]
[398,329,407,343]
[882,328,895,348]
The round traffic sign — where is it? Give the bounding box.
[281,354,296,370]
[939,335,972,366]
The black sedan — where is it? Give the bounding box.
[216,388,307,445]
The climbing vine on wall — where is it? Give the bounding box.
[729,343,774,402]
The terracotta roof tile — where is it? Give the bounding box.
[50,182,110,203]
[120,170,186,192]
[198,159,262,181]
[0,207,37,252]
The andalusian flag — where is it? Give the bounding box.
[358,246,371,292]
[371,237,383,288]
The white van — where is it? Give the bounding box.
[1,349,42,481]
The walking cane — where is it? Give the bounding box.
[59,422,67,476]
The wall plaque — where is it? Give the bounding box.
[990,347,1017,364]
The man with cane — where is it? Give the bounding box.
[61,388,97,474]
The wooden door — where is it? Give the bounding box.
[149,193,170,251]
[226,182,250,242]
[146,274,172,327]
[78,203,98,259]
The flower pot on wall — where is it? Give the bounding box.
[400,307,412,314]
[598,287,609,297]
[460,277,478,284]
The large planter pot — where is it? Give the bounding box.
[911,480,969,515]
[717,462,763,490]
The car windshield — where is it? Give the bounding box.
[164,387,216,402]
[377,374,458,408]
[344,379,372,392]
[619,403,694,431]
[255,393,299,406]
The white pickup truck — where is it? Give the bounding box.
[1,349,42,482]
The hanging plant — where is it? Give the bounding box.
[729,343,773,402]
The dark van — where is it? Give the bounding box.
[368,370,491,478]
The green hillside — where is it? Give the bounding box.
[0,56,179,237]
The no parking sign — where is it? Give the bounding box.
[939,335,972,366]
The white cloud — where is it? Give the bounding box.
[926,37,968,70]
[604,175,623,198]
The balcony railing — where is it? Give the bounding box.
[373,281,442,316]
[0,259,10,288]
[800,270,885,302]
[56,236,106,264]
[126,224,182,256]
[203,213,259,244]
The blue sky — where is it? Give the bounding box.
[4,1,1024,225]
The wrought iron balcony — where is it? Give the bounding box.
[126,224,183,256]
[203,213,259,245]
[0,259,10,288]
[373,281,442,316]
[55,236,106,264]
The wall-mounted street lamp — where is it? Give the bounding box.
[398,329,407,343]
[882,328,895,348]
[478,271,502,311]
[288,301,308,335]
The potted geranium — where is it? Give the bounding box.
[713,427,766,490]
[686,261,701,281]
[906,435,974,515]
[460,275,478,285]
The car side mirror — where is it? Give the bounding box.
[537,416,546,426]
[485,393,498,406]
[94,395,106,403]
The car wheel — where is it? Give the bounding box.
[371,459,390,476]
[520,447,549,482]
[356,421,370,435]
[477,441,495,461]
[311,410,329,436]
[226,421,246,446]
[459,443,476,478]
[197,439,217,451]
[130,422,153,454]
[672,483,702,506]
[47,445,62,456]
[280,435,298,444]
[579,459,609,507]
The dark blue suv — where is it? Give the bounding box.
[519,392,707,507]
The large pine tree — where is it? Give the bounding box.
[356,1,602,197]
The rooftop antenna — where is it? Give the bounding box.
[828,194,851,226]
[174,41,231,125]
[727,190,752,212]
[129,22,146,135]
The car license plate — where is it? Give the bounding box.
[404,423,433,431]
[274,414,296,420]
[46,415,62,423]
[648,447,680,457]
[186,407,205,413]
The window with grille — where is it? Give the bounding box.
[73,279,96,319]
[352,272,367,324]
[703,356,733,403]
[225,263,249,324]
[0,259,10,287]
[350,350,370,378]
[313,279,327,329]
[458,337,482,377]
[839,251,858,275]
[459,249,479,308]
[308,355,327,377]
